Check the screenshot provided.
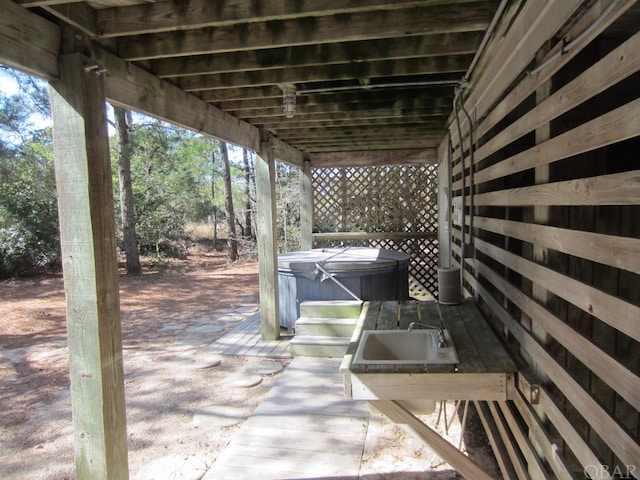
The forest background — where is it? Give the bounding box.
[0,68,303,278]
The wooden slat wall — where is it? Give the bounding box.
[444,0,640,477]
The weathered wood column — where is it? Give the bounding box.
[299,157,313,250]
[49,53,129,479]
[256,142,280,340]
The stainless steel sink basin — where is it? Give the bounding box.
[353,329,459,365]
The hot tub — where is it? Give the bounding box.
[277,247,410,332]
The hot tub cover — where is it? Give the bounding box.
[278,247,410,274]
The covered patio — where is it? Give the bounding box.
[2,0,639,478]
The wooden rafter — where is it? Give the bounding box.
[115,6,492,61]
[93,0,490,37]
[150,32,483,78]
[176,56,471,91]
[309,149,438,168]
[5,0,507,158]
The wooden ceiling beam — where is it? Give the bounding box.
[309,148,438,167]
[215,88,454,112]
[281,137,444,148]
[266,116,450,131]
[151,32,484,78]
[240,110,448,122]
[290,133,444,146]
[92,45,259,152]
[234,100,452,120]
[260,120,449,134]
[246,108,452,125]
[116,5,493,60]
[199,86,282,103]
[302,138,442,152]
[90,45,304,167]
[277,125,445,139]
[297,131,444,140]
[0,0,60,80]
[224,99,451,117]
[96,0,487,38]
[42,3,97,36]
[6,0,493,164]
[197,80,458,103]
[178,56,471,91]
[300,135,441,145]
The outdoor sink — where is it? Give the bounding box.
[353,329,459,365]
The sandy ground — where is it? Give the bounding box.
[0,244,499,479]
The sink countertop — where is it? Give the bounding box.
[340,300,518,401]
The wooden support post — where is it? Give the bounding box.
[531,74,551,364]
[49,53,129,479]
[256,142,280,340]
[299,157,313,250]
[528,70,551,461]
[514,54,552,470]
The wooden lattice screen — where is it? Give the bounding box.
[311,165,439,297]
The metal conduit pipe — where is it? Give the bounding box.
[449,0,508,281]
[529,0,623,75]
[452,86,476,292]
[452,89,467,268]
[460,100,475,250]
[296,79,459,95]
[463,0,510,83]
[447,136,454,268]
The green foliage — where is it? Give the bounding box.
[0,69,302,275]
[275,161,301,252]
[0,84,59,276]
[111,118,225,254]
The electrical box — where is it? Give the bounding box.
[452,196,463,227]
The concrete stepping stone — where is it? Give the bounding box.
[134,455,208,480]
[193,356,223,369]
[221,374,263,388]
[160,324,184,331]
[216,314,244,323]
[244,359,284,376]
[192,404,251,428]
[137,377,170,393]
[214,307,236,314]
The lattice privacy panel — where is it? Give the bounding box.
[312,165,439,297]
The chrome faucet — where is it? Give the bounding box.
[407,322,448,348]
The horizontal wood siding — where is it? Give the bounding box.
[445,0,640,477]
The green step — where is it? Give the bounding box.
[299,300,362,319]
[295,317,358,337]
[290,336,351,358]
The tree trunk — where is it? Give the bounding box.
[220,141,238,261]
[210,144,219,249]
[243,148,253,239]
[113,105,142,275]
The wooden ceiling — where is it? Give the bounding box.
[19,0,499,158]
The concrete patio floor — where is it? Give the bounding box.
[203,356,370,479]
[193,315,496,480]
